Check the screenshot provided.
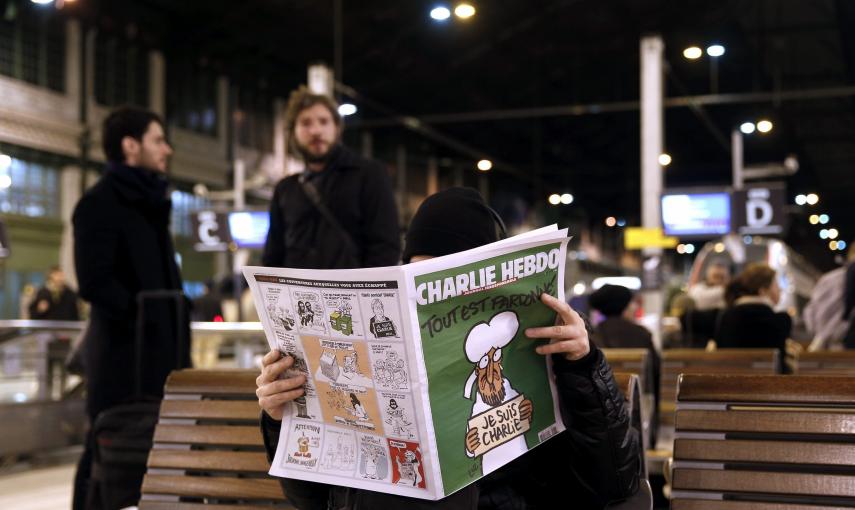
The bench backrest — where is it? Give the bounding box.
[605,348,656,448]
[139,369,290,509]
[671,374,855,509]
[614,372,648,480]
[659,349,779,428]
[793,350,855,376]
[603,348,652,394]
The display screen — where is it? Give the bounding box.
[228,211,269,249]
[661,192,731,236]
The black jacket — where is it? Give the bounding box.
[715,299,791,369]
[72,163,191,418]
[261,346,640,510]
[29,286,80,321]
[262,145,401,269]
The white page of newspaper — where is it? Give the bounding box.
[244,264,440,499]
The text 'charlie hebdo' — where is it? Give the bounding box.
[415,248,560,307]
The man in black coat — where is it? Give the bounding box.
[29,266,80,320]
[71,106,191,509]
[256,188,640,509]
[262,86,400,269]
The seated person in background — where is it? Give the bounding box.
[589,284,660,422]
[715,263,791,366]
[589,284,653,350]
[255,187,640,510]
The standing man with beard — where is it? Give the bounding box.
[72,106,191,509]
[262,86,400,270]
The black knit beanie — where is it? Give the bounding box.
[588,284,633,317]
[402,187,501,263]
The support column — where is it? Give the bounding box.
[731,129,744,190]
[59,166,83,288]
[149,50,166,117]
[426,156,438,196]
[361,131,373,159]
[479,174,489,204]
[65,20,81,118]
[217,76,229,145]
[273,98,287,178]
[640,35,664,349]
[396,145,407,224]
[308,64,334,97]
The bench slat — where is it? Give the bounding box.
[674,438,855,465]
[664,349,778,361]
[159,400,260,421]
[676,409,855,435]
[141,501,291,510]
[672,500,852,510]
[673,468,855,497]
[148,450,270,472]
[154,424,263,446]
[142,474,286,501]
[166,370,260,396]
[677,374,855,403]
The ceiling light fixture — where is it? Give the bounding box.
[756,119,773,133]
[683,46,702,60]
[430,6,451,21]
[338,103,357,116]
[454,3,476,19]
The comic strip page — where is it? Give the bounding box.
[245,267,437,500]
[243,225,570,500]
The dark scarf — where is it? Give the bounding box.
[107,162,170,210]
[106,162,181,290]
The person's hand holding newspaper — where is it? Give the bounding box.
[256,350,307,421]
[525,293,591,361]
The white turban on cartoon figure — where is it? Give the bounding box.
[462,310,533,475]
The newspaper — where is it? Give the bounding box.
[243,225,570,500]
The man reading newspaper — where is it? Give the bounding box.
[255,187,640,509]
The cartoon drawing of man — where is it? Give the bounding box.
[305,301,315,325]
[385,398,414,439]
[369,298,397,338]
[297,301,307,326]
[462,311,532,475]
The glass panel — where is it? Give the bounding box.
[0,156,60,218]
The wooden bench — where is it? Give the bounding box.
[659,349,780,430]
[792,350,855,376]
[139,369,292,509]
[670,374,855,509]
[604,349,652,394]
